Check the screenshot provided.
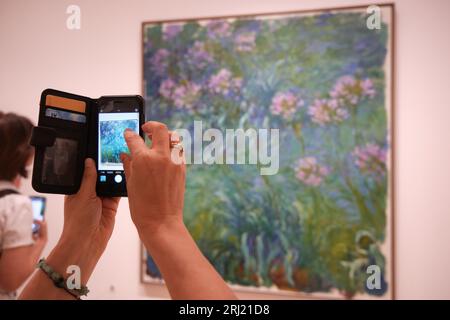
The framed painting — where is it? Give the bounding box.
[141,4,395,299]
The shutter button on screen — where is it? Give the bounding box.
[114,174,123,183]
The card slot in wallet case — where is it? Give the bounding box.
[30,89,96,194]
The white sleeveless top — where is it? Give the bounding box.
[0,181,34,299]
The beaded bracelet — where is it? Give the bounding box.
[37,258,89,299]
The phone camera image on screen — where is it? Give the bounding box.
[98,112,139,172]
[96,97,144,197]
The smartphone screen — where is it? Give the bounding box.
[96,96,144,196]
[30,196,46,233]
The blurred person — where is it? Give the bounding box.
[0,112,48,299]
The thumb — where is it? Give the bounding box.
[124,129,146,157]
[120,152,132,180]
[79,158,97,197]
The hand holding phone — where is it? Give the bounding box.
[31,89,145,197]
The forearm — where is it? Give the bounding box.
[28,241,46,270]
[0,243,46,292]
[19,237,99,300]
[140,220,237,300]
[17,243,47,288]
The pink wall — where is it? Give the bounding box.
[1,0,449,299]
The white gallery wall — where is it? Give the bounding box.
[1,0,449,299]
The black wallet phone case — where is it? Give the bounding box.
[30,89,143,195]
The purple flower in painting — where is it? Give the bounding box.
[159,79,201,111]
[163,24,183,41]
[172,81,201,110]
[295,157,330,187]
[308,98,349,126]
[352,143,386,176]
[185,41,214,69]
[330,75,376,106]
[207,20,231,40]
[361,78,376,97]
[208,69,242,96]
[234,32,257,52]
[270,92,304,120]
[159,78,176,99]
[150,48,170,76]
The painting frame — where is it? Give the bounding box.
[140,3,395,299]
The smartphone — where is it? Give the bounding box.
[30,196,46,233]
[95,96,145,197]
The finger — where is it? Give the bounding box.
[124,129,147,157]
[145,131,178,145]
[110,197,121,206]
[33,219,44,226]
[120,153,132,179]
[170,145,185,165]
[101,197,120,214]
[100,197,120,229]
[79,158,97,198]
[33,220,47,237]
[169,131,180,143]
[33,219,43,235]
[142,121,170,155]
[39,221,48,237]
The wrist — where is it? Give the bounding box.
[137,216,186,247]
[135,213,184,236]
[46,235,100,285]
[32,240,46,259]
